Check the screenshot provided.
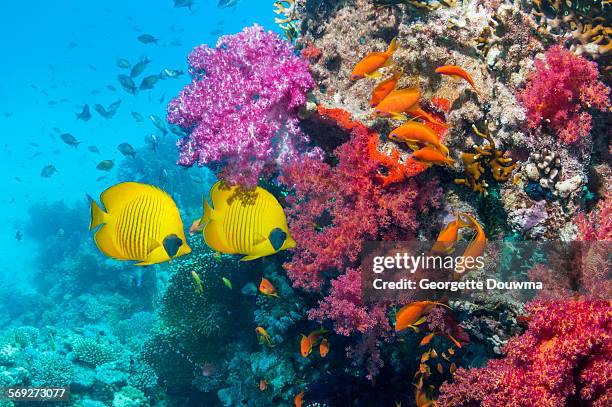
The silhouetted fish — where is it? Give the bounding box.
[137,34,158,44]
[116,58,131,69]
[41,165,57,177]
[96,160,114,171]
[131,111,143,122]
[118,75,137,94]
[174,0,195,11]
[117,142,136,157]
[88,145,100,153]
[139,75,160,90]
[130,58,151,78]
[60,133,79,147]
[149,114,167,136]
[76,104,91,121]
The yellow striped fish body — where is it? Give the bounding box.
[89,182,191,266]
[200,182,296,261]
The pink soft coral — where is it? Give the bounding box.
[517,45,610,144]
[437,301,612,406]
[167,25,317,186]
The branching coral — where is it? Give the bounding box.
[167,25,317,187]
[516,45,610,144]
[437,300,612,406]
[454,122,517,194]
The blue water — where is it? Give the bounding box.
[0,0,277,281]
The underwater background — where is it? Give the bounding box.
[0,0,610,406]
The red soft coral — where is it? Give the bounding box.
[517,45,610,144]
[437,300,612,407]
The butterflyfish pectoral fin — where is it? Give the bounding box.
[147,238,161,254]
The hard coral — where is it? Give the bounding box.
[167,25,316,187]
[455,122,517,194]
[438,300,612,407]
[517,45,610,144]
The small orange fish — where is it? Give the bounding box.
[450,362,457,373]
[406,104,449,128]
[189,219,204,235]
[436,363,443,374]
[351,37,399,80]
[448,333,463,349]
[430,349,438,359]
[294,390,305,407]
[255,327,275,348]
[373,87,421,120]
[430,214,471,255]
[307,328,326,346]
[420,333,435,346]
[435,65,482,97]
[300,334,312,357]
[458,213,486,266]
[370,67,403,107]
[319,338,329,357]
[448,347,455,356]
[259,379,268,391]
[259,277,279,297]
[395,301,435,332]
[411,147,455,168]
[388,121,449,156]
[415,386,435,407]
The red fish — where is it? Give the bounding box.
[351,37,399,80]
[435,65,482,97]
[294,390,305,407]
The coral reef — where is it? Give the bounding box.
[438,301,612,406]
[167,24,318,187]
[517,45,610,144]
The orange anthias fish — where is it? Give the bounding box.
[259,379,268,391]
[406,104,448,128]
[459,213,487,263]
[319,338,330,357]
[395,301,448,332]
[294,390,305,407]
[430,214,471,255]
[255,327,275,348]
[373,87,421,120]
[300,334,312,357]
[435,65,482,97]
[350,37,399,80]
[370,67,403,107]
[259,277,279,297]
[411,147,455,168]
[189,219,204,235]
[389,121,449,156]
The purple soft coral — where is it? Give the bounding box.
[167,25,316,186]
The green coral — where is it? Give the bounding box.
[72,338,115,367]
[112,386,149,407]
[31,353,74,386]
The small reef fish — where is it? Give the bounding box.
[137,34,158,45]
[139,75,160,90]
[131,111,144,122]
[198,181,296,261]
[189,219,205,235]
[435,65,481,97]
[76,104,91,121]
[116,58,131,69]
[459,213,487,263]
[131,58,151,78]
[255,327,275,347]
[259,379,268,391]
[351,37,398,80]
[191,271,203,295]
[411,147,455,168]
[319,338,329,357]
[395,301,448,332]
[60,133,80,147]
[259,277,278,297]
[96,160,114,171]
[222,277,233,289]
[301,328,326,357]
[420,333,435,346]
[373,87,421,120]
[174,0,195,11]
[118,74,137,94]
[430,214,470,255]
[94,104,112,119]
[406,104,448,128]
[370,67,403,107]
[40,165,57,177]
[117,142,136,157]
[294,390,304,407]
[149,114,168,136]
[389,121,449,156]
[161,68,184,79]
[88,182,191,265]
[15,231,23,241]
[218,0,240,8]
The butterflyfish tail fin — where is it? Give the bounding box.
[89,195,108,231]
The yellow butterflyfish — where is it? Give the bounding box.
[89,182,191,265]
[199,181,296,261]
